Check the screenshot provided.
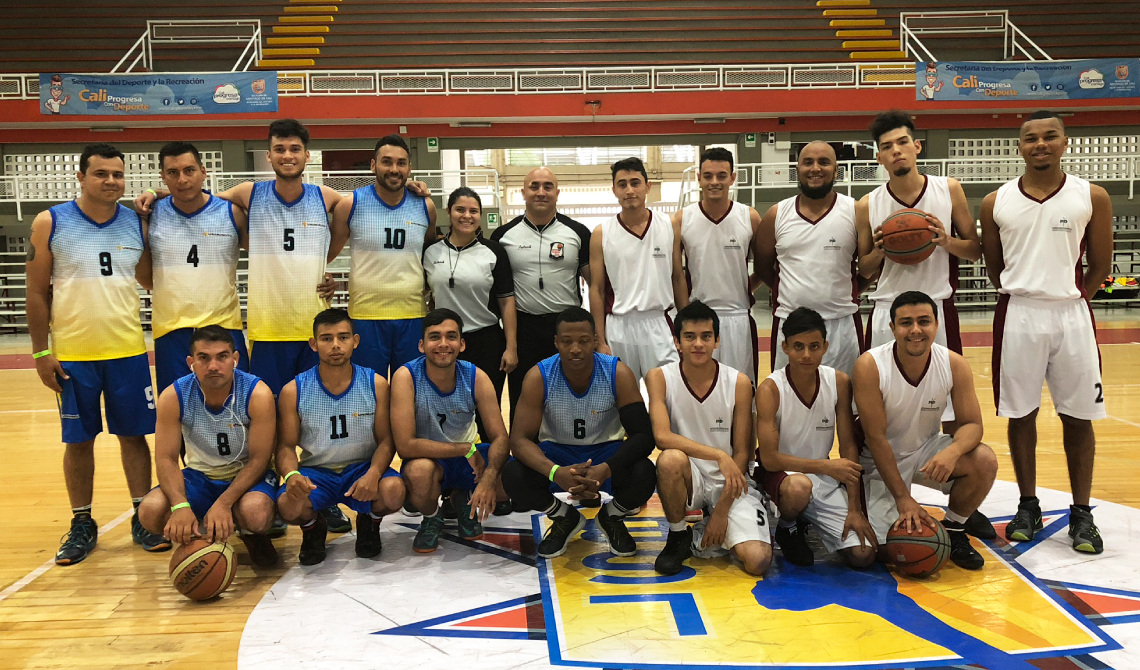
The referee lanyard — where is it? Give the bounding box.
[526,215,555,291]
[446,236,481,288]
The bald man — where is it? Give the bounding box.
[755,141,864,376]
[675,147,763,382]
[491,167,593,422]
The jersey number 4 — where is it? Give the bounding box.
[186,244,199,267]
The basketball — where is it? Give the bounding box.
[880,208,936,265]
[885,520,951,579]
[169,540,237,601]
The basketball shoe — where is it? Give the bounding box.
[1068,506,1104,554]
[55,516,98,566]
[1005,497,1043,542]
[131,514,172,552]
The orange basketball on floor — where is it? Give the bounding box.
[169,540,236,601]
[885,519,950,578]
[880,208,936,265]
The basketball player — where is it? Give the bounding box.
[329,134,437,379]
[500,307,657,558]
[391,309,510,553]
[979,111,1113,554]
[650,301,771,576]
[275,309,405,565]
[137,326,279,567]
[755,142,863,377]
[589,157,685,379]
[491,167,592,421]
[853,291,997,570]
[755,307,876,568]
[142,141,248,393]
[26,143,169,565]
[676,149,762,382]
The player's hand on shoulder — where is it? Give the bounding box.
[598,342,612,356]
[407,180,432,197]
[134,190,156,214]
[824,457,862,487]
[34,353,67,393]
[203,500,235,543]
[842,510,877,550]
[892,496,935,534]
[165,506,200,546]
[346,466,381,502]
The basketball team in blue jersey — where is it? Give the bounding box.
[25,111,1112,581]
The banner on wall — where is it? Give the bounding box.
[40,72,278,115]
[915,59,1140,101]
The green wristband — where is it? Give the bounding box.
[32,349,51,359]
[465,443,478,459]
[548,464,560,482]
[282,470,301,485]
[170,502,191,513]
[145,188,158,196]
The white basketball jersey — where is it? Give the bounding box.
[772,194,859,319]
[661,360,740,482]
[767,365,838,461]
[680,202,752,314]
[867,342,952,458]
[867,175,955,302]
[993,174,1093,301]
[601,211,674,315]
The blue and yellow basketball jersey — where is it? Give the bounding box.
[48,201,146,361]
[347,186,429,320]
[149,195,242,338]
[296,364,378,470]
[537,352,626,446]
[246,181,329,342]
[175,368,260,481]
[406,356,479,444]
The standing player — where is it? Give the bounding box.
[650,301,771,577]
[755,307,876,568]
[589,157,685,379]
[755,142,863,377]
[853,291,997,570]
[491,167,592,422]
[677,149,762,382]
[979,111,1113,554]
[143,141,248,393]
[500,307,657,558]
[391,309,510,553]
[137,326,279,566]
[26,143,169,565]
[275,309,405,565]
[329,134,437,379]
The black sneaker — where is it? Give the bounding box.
[401,501,422,518]
[654,527,693,576]
[1068,506,1104,554]
[240,533,279,567]
[266,515,288,539]
[413,514,445,553]
[55,516,98,566]
[1005,499,1043,542]
[775,521,814,567]
[442,494,459,520]
[537,507,586,559]
[595,507,637,557]
[298,514,328,566]
[452,495,484,541]
[320,505,352,534]
[964,511,997,540]
[946,523,984,570]
[131,513,172,552]
[355,513,383,558]
[493,500,513,516]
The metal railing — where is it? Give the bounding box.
[900,11,1051,62]
[678,155,1140,208]
[112,20,263,73]
[0,168,501,220]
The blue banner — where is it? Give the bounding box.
[40,72,278,115]
[916,59,1140,101]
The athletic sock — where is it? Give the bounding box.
[777,517,796,530]
[424,508,442,519]
[1073,504,1092,513]
[944,510,968,525]
[72,505,92,521]
[369,511,385,520]
[943,520,965,532]
[544,499,570,518]
[669,520,688,532]
[1020,496,1040,507]
[131,497,143,510]
[300,518,317,530]
[604,499,632,518]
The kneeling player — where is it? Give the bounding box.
[392,309,510,553]
[276,309,405,565]
[501,307,657,559]
[755,307,876,568]
[138,325,279,566]
[853,291,997,569]
[650,301,771,576]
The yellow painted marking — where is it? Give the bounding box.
[284,5,338,12]
[823,8,878,16]
[257,59,317,68]
[837,29,893,37]
[278,15,335,22]
[830,19,887,26]
[850,50,909,60]
[843,40,901,49]
[267,36,326,44]
[263,48,321,56]
[272,25,330,33]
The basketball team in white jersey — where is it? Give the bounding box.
[26,109,1111,578]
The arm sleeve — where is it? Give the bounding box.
[487,239,515,298]
[603,402,656,471]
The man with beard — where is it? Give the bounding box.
[491,167,592,422]
[754,141,863,376]
[675,148,763,383]
[330,134,438,379]
[979,111,1113,553]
